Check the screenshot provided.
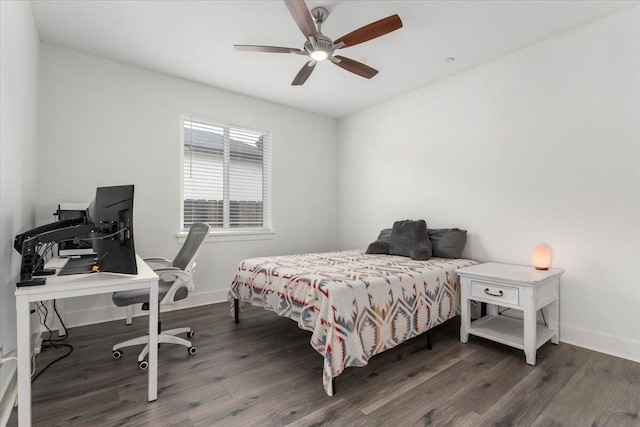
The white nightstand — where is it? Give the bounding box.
[457,262,563,365]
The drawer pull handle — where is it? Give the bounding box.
[484,288,504,297]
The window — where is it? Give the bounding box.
[182,115,272,233]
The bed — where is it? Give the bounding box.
[228,249,478,396]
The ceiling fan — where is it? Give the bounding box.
[234,0,403,86]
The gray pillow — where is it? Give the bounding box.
[428,228,467,258]
[365,240,390,255]
[377,228,392,243]
[389,220,433,260]
[410,241,433,261]
[366,228,392,255]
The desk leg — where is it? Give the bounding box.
[16,295,32,426]
[148,280,158,401]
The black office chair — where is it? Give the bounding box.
[111,222,210,369]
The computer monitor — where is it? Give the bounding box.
[87,185,138,275]
[14,184,138,286]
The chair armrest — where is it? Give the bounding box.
[143,257,172,268]
[154,267,191,282]
[154,267,194,305]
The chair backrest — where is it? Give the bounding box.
[172,223,210,272]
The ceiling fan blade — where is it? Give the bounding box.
[332,55,378,79]
[292,61,316,86]
[334,14,402,48]
[284,0,317,39]
[235,45,303,54]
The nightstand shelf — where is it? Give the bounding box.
[468,315,556,351]
[457,262,564,365]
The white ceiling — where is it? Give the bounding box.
[30,0,638,118]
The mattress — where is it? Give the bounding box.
[228,249,478,395]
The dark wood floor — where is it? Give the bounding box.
[8,302,640,426]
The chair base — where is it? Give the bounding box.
[113,327,194,363]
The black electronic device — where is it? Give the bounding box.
[14,185,137,287]
[14,219,94,287]
[87,185,137,276]
[32,269,56,276]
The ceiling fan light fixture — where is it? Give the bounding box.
[234,1,403,85]
[310,49,329,61]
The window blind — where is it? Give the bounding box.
[182,116,272,231]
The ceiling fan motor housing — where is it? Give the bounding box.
[304,34,333,54]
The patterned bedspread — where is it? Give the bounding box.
[228,250,478,396]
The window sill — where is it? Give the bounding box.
[177,229,275,243]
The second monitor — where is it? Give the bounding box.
[87,184,138,275]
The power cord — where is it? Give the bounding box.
[31,344,73,383]
[540,309,547,327]
[31,300,73,383]
[32,242,55,273]
[37,301,68,344]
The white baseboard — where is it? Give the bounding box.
[559,323,640,363]
[478,309,640,363]
[62,289,231,328]
[0,365,17,427]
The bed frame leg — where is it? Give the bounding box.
[427,330,433,350]
[234,298,239,324]
[332,378,336,395]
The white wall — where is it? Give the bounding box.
[14,1,639,373]
[0,0,40,414]
[337,7,640,362]
[38,44,338,325]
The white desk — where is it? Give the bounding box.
[15,255,159,426]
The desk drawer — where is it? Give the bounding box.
[471,280,519,305]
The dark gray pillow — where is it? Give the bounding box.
[410,241,433,261]
[389,220,433,260]
[428,228,467,258]
[365,228,392,255]
[365,240,390,255]
[377,228,392,243]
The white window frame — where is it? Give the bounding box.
[179,113,273,242]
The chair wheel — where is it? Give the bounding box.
[188,346,197,355]
[112,350,123,360]
[138,360,149,370]
[187,331,195,338]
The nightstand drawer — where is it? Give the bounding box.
[471,280,519,305]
